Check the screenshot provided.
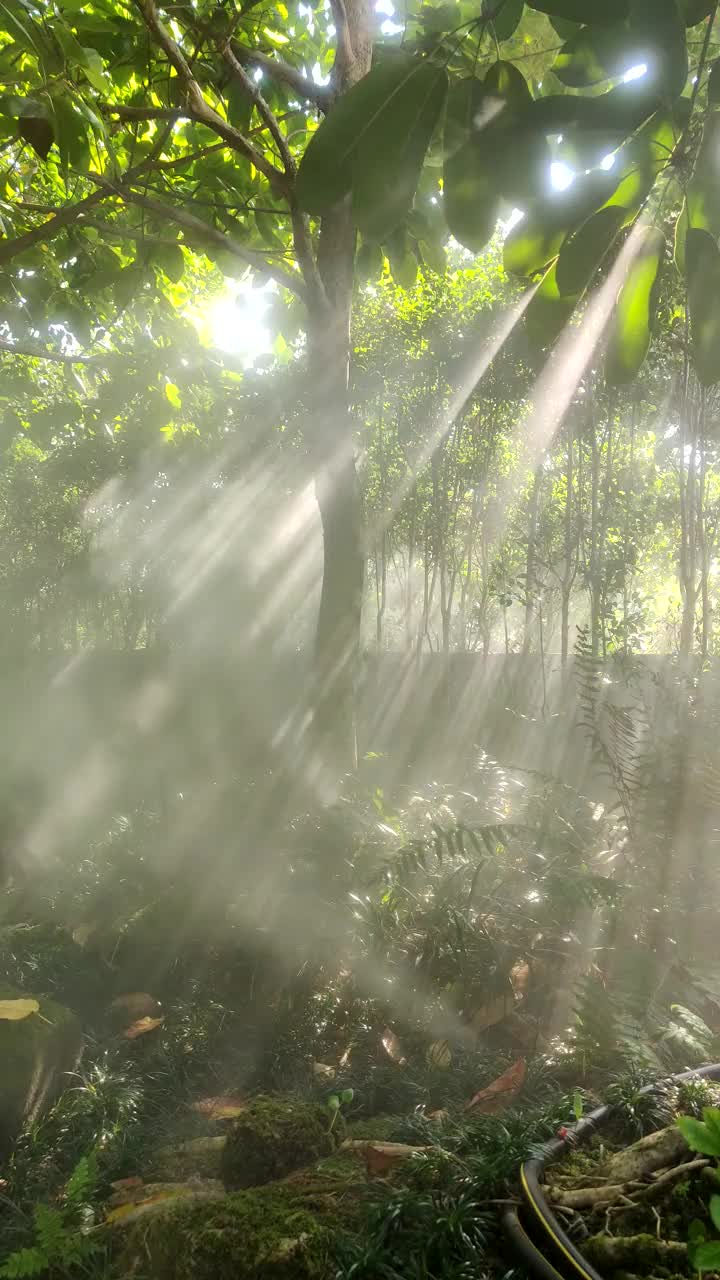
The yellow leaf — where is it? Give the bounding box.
[190,1095,246,1120]
[427,1039,452,1069]
[263,26,289,42]
[0,998,39,1021]
[276,2,288,16]
[124,1015,164,1040]
[164,381,181,409]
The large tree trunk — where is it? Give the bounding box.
[305,0,373,774]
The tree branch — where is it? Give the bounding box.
[95,179,307,300]
[133,0,289,194]
[0,338,120,364]
[228,41,331,109]
[221,40,295,174]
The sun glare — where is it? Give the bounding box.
[207,281,275,363]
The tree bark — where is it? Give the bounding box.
[305,0,373,773]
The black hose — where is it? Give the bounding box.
[506,1061,720,1280]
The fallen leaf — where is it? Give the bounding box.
[364,1143,428,1177]
[71,923,96,948]
[381,1026,407,1065]
[466,1057,527,1114]
[124,1015,164,1040]
[469,992,515,1033]
[341,1140,431,1177]
[427,1109,450,1125]
[105,1181,221,1224]
[190,1095,246,1120]
[110,1177,144,1193]
[509,961,530,997]
[111,993,163,1025]
[0,998,39,1021]
[427,1039,452,1069]
[312,1062,336,1081]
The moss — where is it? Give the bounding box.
[120,1184,341,1280]
[221,1097,333,1190]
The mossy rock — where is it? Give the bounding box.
[0,984,82,1154]
[221,1097,333,1190]
[118,1185,334,1279]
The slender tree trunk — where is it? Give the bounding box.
[589,389,601,659]
[305,0,373,772]
[561,418,575,666]
[523,470,540,654]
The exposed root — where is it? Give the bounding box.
[548,1182,639,1209]
[602,1127,689,1184]
[583,1233,687,1269]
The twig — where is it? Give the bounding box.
[228,41,330,108]
[133,0,289,194]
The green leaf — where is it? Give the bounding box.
[553,24,632,88]
[352,61,448,240]
[677,1111,720,1156]
[709,61,720,107]
[482,0,525,41]
[605,107,683,223]
[709,1195,720,1234]
[605,224,664,386]
[18,115,54,160]
[681,0,715,23]
[225,79,253,134]
[356,240,384,282]
[556,204,625,296]
[689,1219,709,1245]
[443,77,499,252]
[386,230,418,289]
[693,1242,720,1273]
[340,1088,354,1104]
[679,112,720,263]
[628,0,688,100]
[152,243,185,284]
[484,59,533,107]
[297,53,447,241]
[420,237,446,273]
[164,381,182,408]
[525,260,579,348]
[527,0,630,25]
[48,94,89,175]
[327,1095,341,1112]
[504,170,618,276]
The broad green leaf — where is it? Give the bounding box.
[556,204,625,296]
[19,115,54,160]
[419,4,459,32]
[504,170,618,276]
[605,224,664,385]
[356,240,384,282]
[682,0,715,23]
[482,0,525,41]
[386,230,418,289]
[693,1242,720,1273]
[527,0,630,25]
[525,261,579,348]
[687,229,720,387]
[86,48,111,93]
[709,60,720,106]
[604,108,683,223]
[484,59,533,107]
[49,93,89,175]
[420,237,446,273]
[678,112,720,266]
[443,78,499,252]
[709,1195,720,1234]
[553,24,632,88]
[151,244,185,284]
[677,1110,720,1156]
[297,53,446,236]
[352,61,448,239]
[628,0,687,100]
[690,1219,709,1245]
[225,79,254,134]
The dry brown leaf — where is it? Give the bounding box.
[363,1143,429,1177]
[312,1062,336,1081]
[111,993,163,1024]
[381,1026,407,1065]
[427,1039,452,1069]
[71,923,96,948]
[105,1183,214,1223]
[190,1095,246,1120]
[509,961,530,997]
[0,998,39,1021]
[124,1015,164,1040]
[466,1057,527,1114]
[469,992,515,1033]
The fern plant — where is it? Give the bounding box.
[0,1155,101,1279]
